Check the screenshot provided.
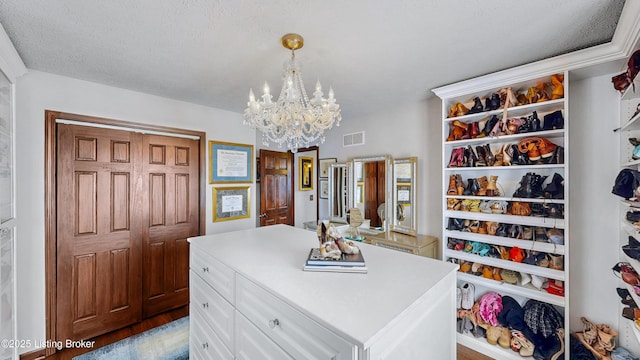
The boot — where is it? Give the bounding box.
[448,148,464,167]
[475,146,486,167]
[447,175,458,195]
[447,120,467,141]
[531,174,548,198]
[469,178,480,196]
[543,110,564,130]
[484,115,499,137]
[461,123,471,140]
[476,176,488,196]
[456,174,465,195]
[513,173,534,198]
[468,97,484,114]
[484,145,495,166]
[470,122,480,139]
[486,176,499,196]
[530,111,541,132]
[511,144,529,165]
[543,173,564,199]
[466,146,478,167]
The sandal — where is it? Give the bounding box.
[511,329,535,356]
[497,326,511,349]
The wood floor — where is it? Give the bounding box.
[458,344,494,360]
[30,306,189,360]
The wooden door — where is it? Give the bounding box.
[56,124,142,341]
[259,149,293,226]
[142,135,199,318]
[364,161,386,227]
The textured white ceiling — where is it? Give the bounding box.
[0,0,625,119]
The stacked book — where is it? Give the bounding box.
[303,248,367,273]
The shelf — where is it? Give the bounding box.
[456,272,565,307]
[445,99,565,123]
[618,110,640,132]
[457,332,530,360]
[446,195,565,205]
[623,199,640,208]
[444,129,565,147]
[446,164,564,172]
[444,210,565,229]
[445,250,565,281]
[445,230,565,255]
[621,159,640,168]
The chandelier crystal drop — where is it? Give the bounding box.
[243,33,341,153]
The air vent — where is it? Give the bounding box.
[343,131,365,147]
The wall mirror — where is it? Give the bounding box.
[392,157,418,235]
[349,155,392,231]
[328,163,349,223]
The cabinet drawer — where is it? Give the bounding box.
[190,247,235,304]
[235,311,294,360]
[190,310,234,360]
[236,275,356,360]
[190,270,234,350]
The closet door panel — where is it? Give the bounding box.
[142,135,199,318]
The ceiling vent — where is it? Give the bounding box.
[343,131,365,147]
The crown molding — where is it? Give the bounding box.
[432,1,640,99]
[0,22,26,83]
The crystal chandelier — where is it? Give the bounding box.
[243,33,341,153]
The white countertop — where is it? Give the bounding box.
[189,224,457,348]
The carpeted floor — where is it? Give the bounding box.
[73,316,189,360]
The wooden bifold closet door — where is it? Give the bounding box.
[56,123,199,341]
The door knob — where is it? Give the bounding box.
[259,213,267,218]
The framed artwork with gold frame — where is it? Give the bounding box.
[213,186,250,222]
[299,156,313,190]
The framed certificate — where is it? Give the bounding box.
[209,141,254,183]
[213,186,250,222]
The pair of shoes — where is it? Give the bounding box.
[460,282,475,310]
[546,280,565,297]
[543,110,564,130]
[517,137,558,162]
[617,287,638,306]
[448,103,469,118]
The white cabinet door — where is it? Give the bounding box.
[235,311,294,360]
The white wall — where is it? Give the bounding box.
[318,98,443,238]
[293,149,318,228]
[14,70,255,353]
[569,73,632,347]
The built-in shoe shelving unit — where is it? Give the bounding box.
[434,71,569,360]
[615,75,640,347]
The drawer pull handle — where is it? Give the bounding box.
[268,318,280,329]
[202,302,208,309]
[202,266,209,273]
[202,342,208,349]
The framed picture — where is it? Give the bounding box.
[320,179,329,199]
[319,158,337,178]
[356,183,364,204]
[299,156,314,190]
[209,141,254,183]
[213,186,250,222]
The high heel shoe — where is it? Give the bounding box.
[476,176,488,196]
[466,146,479,167]
[486,175,499,196]
[470,122,480,139]
[484,115,499,137]
[447,175,458,195]
[550,74,564,100]
[448,148,465,167]
[484,144,495,166]
[543,110,564,130]
[449,102,470,118]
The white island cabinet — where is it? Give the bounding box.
[188,224,458,359]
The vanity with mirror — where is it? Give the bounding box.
[324,155,438,258]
